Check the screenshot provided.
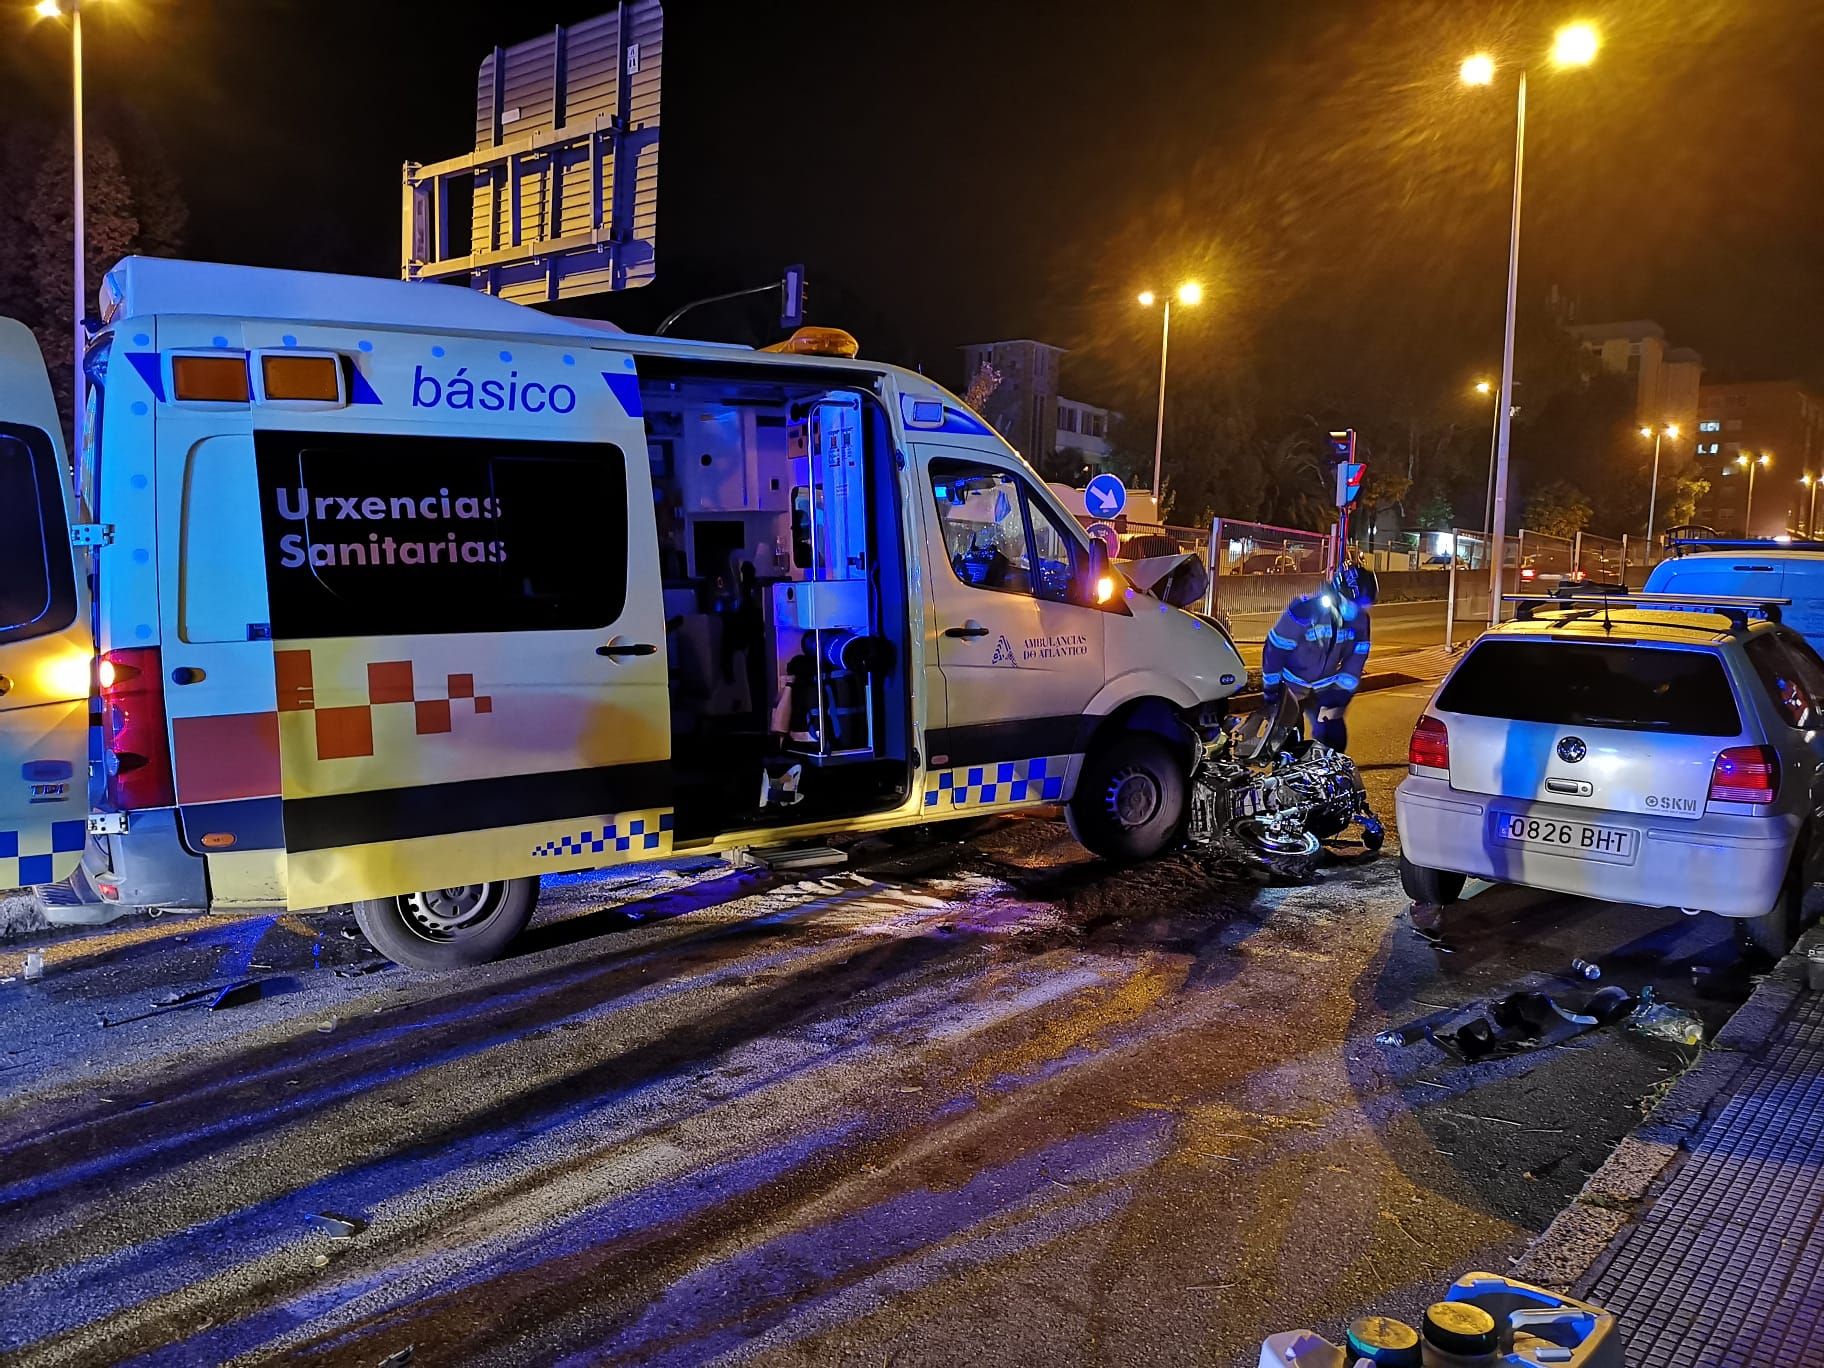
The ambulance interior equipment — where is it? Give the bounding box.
[638,363,909,837]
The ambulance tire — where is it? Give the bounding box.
[1067,732,1188,864]
[354,877,539,971]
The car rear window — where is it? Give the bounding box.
[1437,639,1741,736]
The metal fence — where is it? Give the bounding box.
[1208,517,1331,577]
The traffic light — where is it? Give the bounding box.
[780,264,807,329]
[1327,429,1365,508]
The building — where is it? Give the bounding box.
[1692,381,1824,536]
[1567,320,1703,437]
[959,339,1120,468]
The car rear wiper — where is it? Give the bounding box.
[1578,715,1670,729]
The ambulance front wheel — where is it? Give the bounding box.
[1067,732,1188,864]
[354,877,539,971]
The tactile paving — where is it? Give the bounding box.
[1585,992,1824,1366]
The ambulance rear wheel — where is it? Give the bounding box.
[354,877,539,971]
[1067,732,1187,864]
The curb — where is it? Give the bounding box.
[1510,924,1820,1295]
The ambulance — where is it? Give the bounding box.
[0,257,1244,968]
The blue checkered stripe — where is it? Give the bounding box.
[532,809,675,859]
[924,755,1068,810]
[0,819,86,889]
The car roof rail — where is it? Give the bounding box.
[1667,537,1824,557]
[1503,591,1790,633]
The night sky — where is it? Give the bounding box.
[6,0,1822,408]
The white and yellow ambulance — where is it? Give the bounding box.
[0,257,1244,968]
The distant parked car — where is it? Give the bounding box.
[1397,597,1824,956]
[1241,551,1300,574]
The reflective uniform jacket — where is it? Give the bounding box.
[1261,591,1372,698]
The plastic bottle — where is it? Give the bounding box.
[22,950,44,982]
[1376,1024,1429,1048]
[1570,957,1601,980]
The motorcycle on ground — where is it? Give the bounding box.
[1185,690,1383,879]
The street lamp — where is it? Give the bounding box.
[1137,281,1202,504]
[1465,22,1600,623]
[1736,451,1771,535]
[1637,422,1679,552]
[1801,474,1820,538]
[1473,378,1493,395]
[31,0,95,459]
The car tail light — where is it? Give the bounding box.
[1409,715,1450,770]
[99,647,176,810]
[1520,567,1536,581]
[1709,745,1779,804]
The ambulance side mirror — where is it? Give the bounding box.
[1084,539,1120,610]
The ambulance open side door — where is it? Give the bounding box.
[0,319,93,890]
[250,337,672,909]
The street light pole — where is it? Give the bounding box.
[1738,453,1769,534]
[1150,297,1171,504]
[1137,282,1200,506]
[1486,66,1526,626]
[1809,476,1820,537]
[1645,428,1662,549]
[1466,23,1597,624]
[36,0,89,455]
[1639,423,1678,553]
[70,0,84,462]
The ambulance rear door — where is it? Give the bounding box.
[246,332,672,909]
[0,319,92,889]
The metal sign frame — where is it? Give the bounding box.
[402,2,662,304]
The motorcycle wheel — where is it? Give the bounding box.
[1234,817,1322,880]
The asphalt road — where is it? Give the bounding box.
[0,676,1754,1367]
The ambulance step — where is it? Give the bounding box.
[748,845,848,871]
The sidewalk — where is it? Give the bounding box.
[1514,926,1824,1365]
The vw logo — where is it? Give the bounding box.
[1557,736,1588,763]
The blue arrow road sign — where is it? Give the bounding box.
[1085,473,1127,518]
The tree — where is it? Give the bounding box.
[2,121,187,427]
[961,358,1001,414]
[1411,486,1457,531]
[1523,481,1594,539]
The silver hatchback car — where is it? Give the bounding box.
[1397,595,1824,956]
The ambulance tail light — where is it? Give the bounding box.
[99,647,176,810]
[260,353,342,402]
[171,354,250,402]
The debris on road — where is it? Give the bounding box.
[316,1018,339,1033]
[1571,957,1602,981]
[99,977,274,1027]
[334,960,389,979]
[375,1347,414,1367]
[23,950,44,981]
[1383,984,1644,1062]
[307,1212,367,1238]
[209,981,263,1011]
[1628,987,1705,1046]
